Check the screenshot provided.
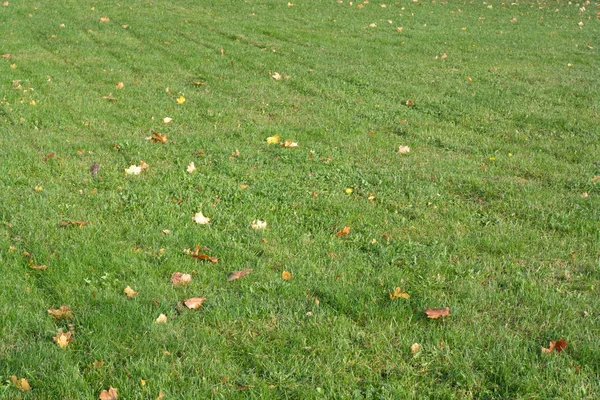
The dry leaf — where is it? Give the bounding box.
[10,376,31,391]
[1,53,10,59]
[47,305,73,320]
[184,297,207,310]
[53,331,73,348]
[335,226,351,237]
[270,72,282,80]
[139,161,149,170]
[192,253,218,263]
[43,152,56,161]
[250,219,267,229]
[124,286,138,298]
[60,221,88,227]
[193,211,210,224]
[187,162,196,174]
[397,145,411,154]
[176,96,186,104]
[542,338,567,354]
[34,185,43,192]
[282,271,293,280]
[424,307,450,319]
[148,132,167,144]
[92,360,104,368]
[99,386,118,400]
[155,314,167,324]
[410,343,421,354]
[103,94,117,101]
[163,117,172,123]
[100,17,110,22]
[405,99,415,107]
[227,269,253,281]
[591,176,600,182]
[115,82,124,89]
[90,162,101,175]
[266,135,280,144]
[171,272,192,286]
[281,140,299,148]
[156,391,165,400]
[125,165,142,175]
[389,287,410,300]
[30,261,48,271]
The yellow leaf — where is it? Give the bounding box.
[410,343,421,354]
[116,82,124,89]
[389,287,410,300]
[34,185,43,191]
[155,314,167,324]
[10,376,31,391]
[124,286,138,298]
[53,331,73,348]
[176,96,186,104]
[266,135,280,144]
[100,17,110,23]
[282,271,293,280]
[250,219,267,229]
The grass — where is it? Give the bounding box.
[1,0,599,398]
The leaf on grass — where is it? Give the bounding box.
[34,185,43,192]
[125,165,142,175]
[335,226,351,237]
[43,152,56,161]
[53,331,73,348]
[228,269,253,281]
[156,391,165,400]
[60,221,88,227]
[389,287,410,300]
[124,286,138,298]
[193,211,210,224]
[542,338,567,354]
[100,17,110,22]
[192,253,218,263]
[184,297,206,310]
[405,99,415,107]
[47,305,73,320]
[176,96,186,104]
[155,314,167,324]
[397,145,410,154]
[282,271,293,280]
[99,386,118,400]
[103,94,117,101]
[163,117,172,123]
[10,376,31,391]
[410,343,421,354]
[187,162,196,174]
[424,307,450,319]
[147,132,167,144]
[591,176,600,182]
[266,135,280,144]
[29,261,48,271]
[90,162,101,175]
[250,219,267,229]
[171,272,192,286]
[270,72,282,80]
[281,140,299,148]
[115,82,124,89]
[1,53,10,59]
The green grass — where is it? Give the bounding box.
[1,0,599,398]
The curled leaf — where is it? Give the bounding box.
[542,338,567,354]
[192,253,218,263]
[335,226,351,237]
[124,286,138,298]
[424,307,450,319]
[148,132,167,144]
[389,287,410,300]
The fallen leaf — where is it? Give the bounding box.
[270,72,282,80]
[156,391,165,400]
[53,331,73,348]
[440,52,447,59]
[171,272,192,286]
[90,162,101,175]
[192,253,218,263]
[397,145,410,154]
[99,386,118,400]
[466,76,473,83]
[369,23,377,28]
[281,140,299,148]
[10,376,31,391]
[335,226,351,237]
[591,176,600,182]
[140,379,146,387]
[163,117,172,123]
[125,165,142,175]
[43,152,56,161]
[60,221,88,227]
[410,343,421,354]
[266,135,280,144]
[187,162,196,174]
[47,305,73,319]
[282,271,293,280]
[424,307,450,319]
[542,338,567,354]
[250,219,267,229]
[100,17,110,22]
[148,132,167,144]
[124,286,138,298]
[34,185,43,192]
[184,297,207,310]
[510,17,517,22]
[228,269,253,281]
[193,211,210,224]
[176,96,186,104]
[115,82,124,89]
[92,360,104,368]
[397,26,403,32]
[103,94,117,101]
[139,161,149,170]
[1,53,10,59]
[405,99,415,107]
[345,188,353,194]
[155,314,167,324]
[30,261,48,271]
[389,287,410,300]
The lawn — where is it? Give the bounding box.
[1,0,599,398]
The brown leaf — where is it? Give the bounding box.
[29,261,48,271]
[335,226,351,237]
[103,95,117,101]
[156,391,165,400]
[184,297,207,310]
[47,305,73,320]
[405,99,415,107]
[227,269,253,281]
[124,286,139,298]
[171,272,192,286]
[192,253,218,263]
[424,307,450,319]
[90,162,101,175]
[542,338,567,354]
[280,140,299,148]
[60,221,88,227]
[389,287,410,300]
[99,386,118,400]
[282,270,293,280]
[1,53,10,59]
[100,17,110,23]
[10,376,31,391]
[149,132,167,144]
[115,82,124,90]
[43,152,56,161]
[53,331,73,348]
